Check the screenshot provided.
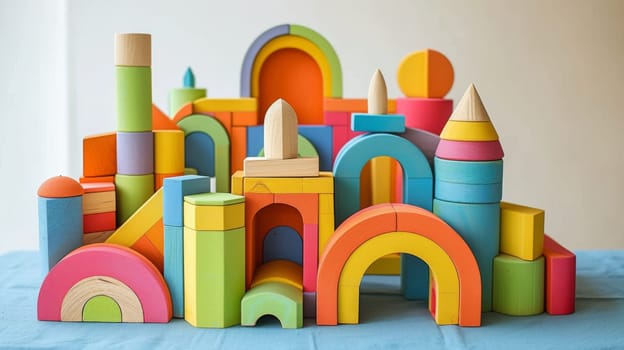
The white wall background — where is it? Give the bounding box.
[1,0,623,253]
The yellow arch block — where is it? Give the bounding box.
[338,232,460,325]
[250,260,303,290]
[251,35,333,98]
[440,120,499,141]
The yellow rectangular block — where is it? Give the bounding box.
[106,188,162,247]
[243,176,303,194]
[318,193,334,215]
[302,172,334,194]
[231,171,244,195]
[194,98,257,113]
[243,157,319,178]
[82,191,116,215]
[184,202,245,231]
[500,202,545,260]
[318,213,334,259]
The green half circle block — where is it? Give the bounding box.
[258,135,318,157]
[493,254,545,316]
[241,281,303,329]
[82,295,122,322]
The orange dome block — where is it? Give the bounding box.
[38,176,84,198]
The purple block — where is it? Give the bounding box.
[398,127,441,166]
[239,24,289,97]
[116,131,153,175]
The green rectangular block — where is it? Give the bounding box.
[184,226,245,328]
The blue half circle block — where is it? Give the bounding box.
[434,157,503,184]
[434,180,503,204]
[351,113,405,133]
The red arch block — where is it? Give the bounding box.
[316,203,481,326]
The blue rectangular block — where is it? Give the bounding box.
[38,196,83,273]
[351,113,405,133]
[246,125,264,157]
[163,175,211,227]
[298,125,333,171]
[164,225,184,318]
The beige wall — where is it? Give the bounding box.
[1,0,623,252]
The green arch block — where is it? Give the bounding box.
[241,281,302,329]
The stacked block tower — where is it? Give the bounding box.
[35,26,577,331]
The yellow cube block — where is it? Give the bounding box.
[500,202,545,260]
[184,193,245,231]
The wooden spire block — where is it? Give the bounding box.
[449,84,490,122]
[114,33,151,67]
[440,84,500,141]
[263,99,298,160]
[367,69,387,114]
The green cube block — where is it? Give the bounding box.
[493,254,544,316]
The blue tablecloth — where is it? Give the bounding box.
[1,250,623,349]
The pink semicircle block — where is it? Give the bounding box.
[435,139,504,161]
[37,243,172,323]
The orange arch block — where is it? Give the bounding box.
[316,203,481,327]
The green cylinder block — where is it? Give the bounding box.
[493,254,545,316]
[116,66,152,132]
[115,173,154,225]
[169,88,206,116]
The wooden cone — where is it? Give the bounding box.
[449,83,491,121]
[368,69,388,114]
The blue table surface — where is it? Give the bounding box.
[1,250,623,350]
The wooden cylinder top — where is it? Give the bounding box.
[115,33,151,67]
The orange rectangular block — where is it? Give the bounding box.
[231,126,247,175]
[83,132,116,177]
[83,211,116,233]
[80,176,115,184]
[131,235,163,272]
[206,111,232,135]
[232,111,258,126]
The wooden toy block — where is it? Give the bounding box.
[543,234,576,315]
[241,281,303,329]
[318,212,334,260]
[114,173,155,225]
[500,202,545,261]
[38,176,84,273]
[154,130,185,174]
[493,254,545,316]
[193,98,257,113]
[169,68,207,117]
[398,127,440,166]
[302,223,319,292]
[83,132,117,177]
[152,103,179,131]
[114,33,151,67]
[440,121,499,142]
[316,203,481,326]
[298,125,333,171]
[206,111,232,136]
[232,111,258,126]
[323,98,367,112]
[274,193,319,224]
[323,111,350,125]
[303,291,316,318]
[302,172,334,194]
[81,182,115,193]
[435,181,503,204]
[82,230,114,245]
[164,225,184,318]
[395,98,453,135]
[251,259,303,290]
[370,156,394,205]
[436,139,504,161]
[338,232,459,325]
[258,134,318,159]
[82,295,122,322]
[351,113,406,133]
[333,133,433,225]
[106,187,162,257]
[61,275,141,322]
[263,99,298,160]
[397,49,454,98]
[116,131,154,175]
[365,254,400,275]
[80,175,115,184]
[244,156,319,177]
[240,24,289,97]
[116,66,152,132]
[130,233,163,272]
[434,157,503,184]
[246,125,264,157]
[177,114,230,193]
[368,69,388,114]
[231,171,244,195]
[231,126,247,174]
[183,193,245,231]
[162,175,211,227]
[184,227,245,328]
[154,172,185,190]
[184,131,215,176]
[263,226,303,264]
[37,243,172,323]
[82,190,116,215]
[433,199,501,311]
[83,212,116,233]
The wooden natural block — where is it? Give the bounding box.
[244,157,319,177]
[367,69,388,114]
[263,99,298,160]
[500,202,545,260]
[82,190,116,215]
[115,33,151,67]
[82,230,114,245]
